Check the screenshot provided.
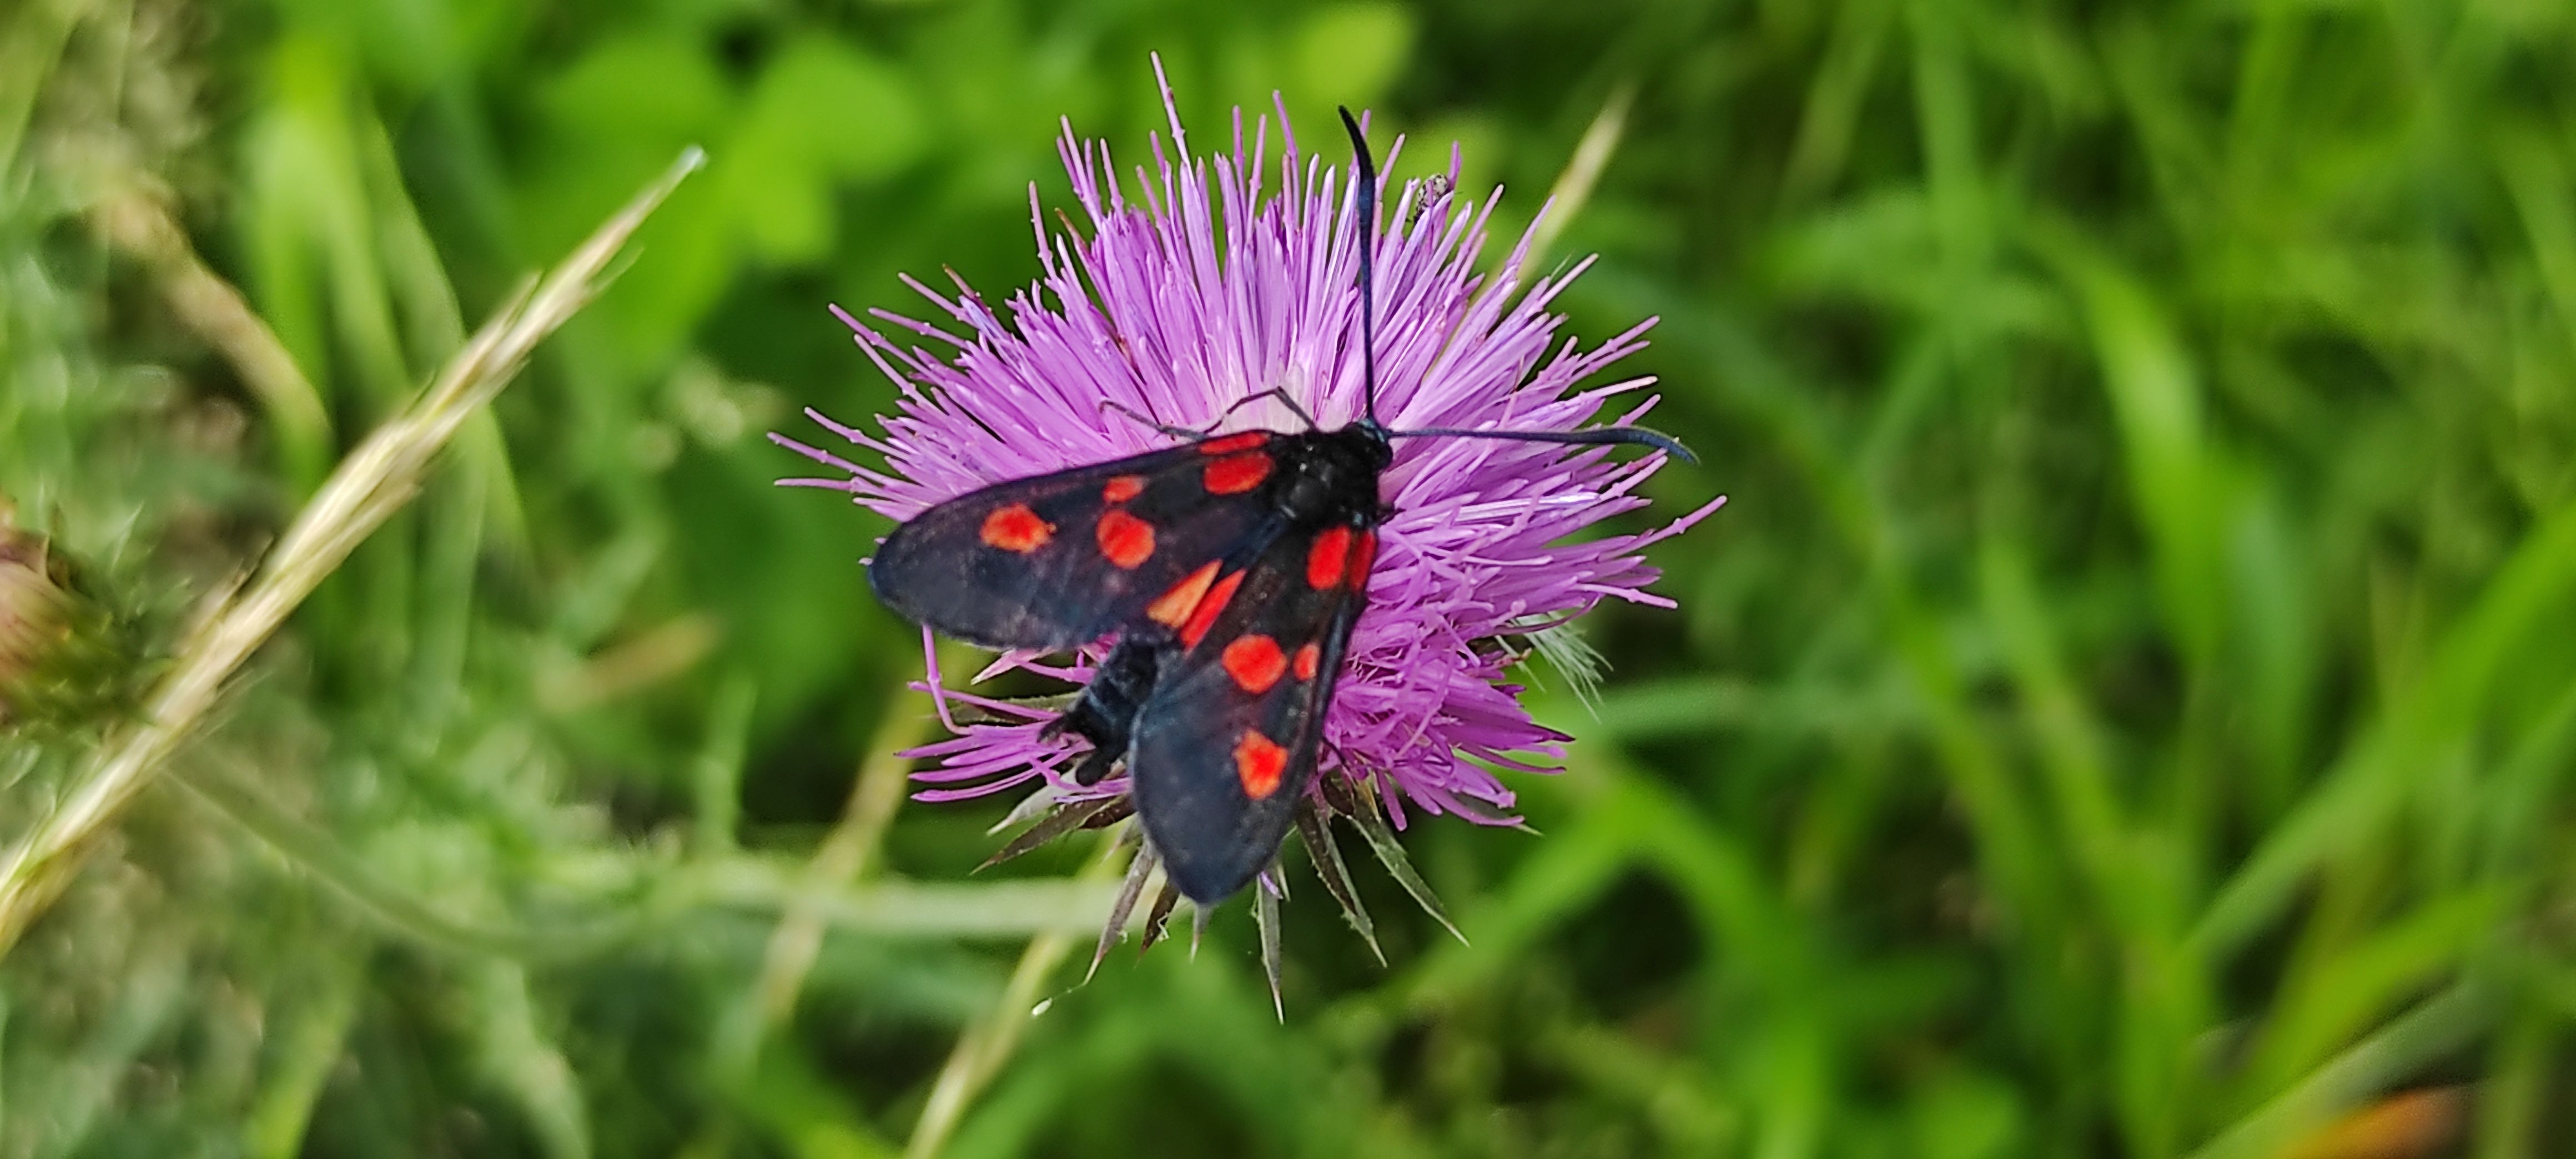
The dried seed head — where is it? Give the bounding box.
[0,497,138,733]
[0,501,75,724]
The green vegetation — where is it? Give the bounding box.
[4,0,2573,1155]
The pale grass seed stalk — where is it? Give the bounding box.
[0,147,707,957]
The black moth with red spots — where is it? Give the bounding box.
[870,423,1387,901]
[866,109,1688,905]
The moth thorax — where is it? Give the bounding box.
[1274,431,1387,524]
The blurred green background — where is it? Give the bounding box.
[6,0,2576,1155]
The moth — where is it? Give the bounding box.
[868,109,1690,905]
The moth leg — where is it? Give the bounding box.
[1217,387,1318,431]
[1099,400,1204,440]
[1103,390,1320,440]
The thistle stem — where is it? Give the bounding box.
[904,830,1128,1159]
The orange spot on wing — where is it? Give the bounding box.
[1147,561,1221,628]
[1222,635,1287,694]
[1179,570,1246,649]
[1306,526,1352,589]
[1234,729,1287,799]
[1095,510,1155,569]
[1203,452,1271,495]
[1293,642,1320,681]
[1196,431,1269,456]
[1102,475,1145,503]
[979,504,1053,553]
[1345,529,1378,589]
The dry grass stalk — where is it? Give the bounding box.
[0,147,706,958]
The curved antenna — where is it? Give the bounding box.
[1338,107,1380,428]
[1390,425,1698,465]
[1341,107,1693,467]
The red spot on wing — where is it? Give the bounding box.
[1345,529,1378,589]
[979,504,1053,553]
[1179,570,1246,649]
[1095,510,1155,569]
[1146,561,1221,628]
[1196,431,1269,456]
[1222,635,1287,694]
[1203,452,1271,495]
[1293,642,1320,681]
[1102,475,1145,503]
[1234,729,1287,799]
[1307,526,1352,589]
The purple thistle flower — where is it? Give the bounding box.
[776,66,1723,840]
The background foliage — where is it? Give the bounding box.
[4,0,2575,1155]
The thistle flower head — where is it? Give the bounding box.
[778,67,1722,836]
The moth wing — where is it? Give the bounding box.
[867,434,1285,651]
[1129,519,1375,903]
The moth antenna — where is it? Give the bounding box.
[1338,107,1380,429]
[1389,424,1698,465]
